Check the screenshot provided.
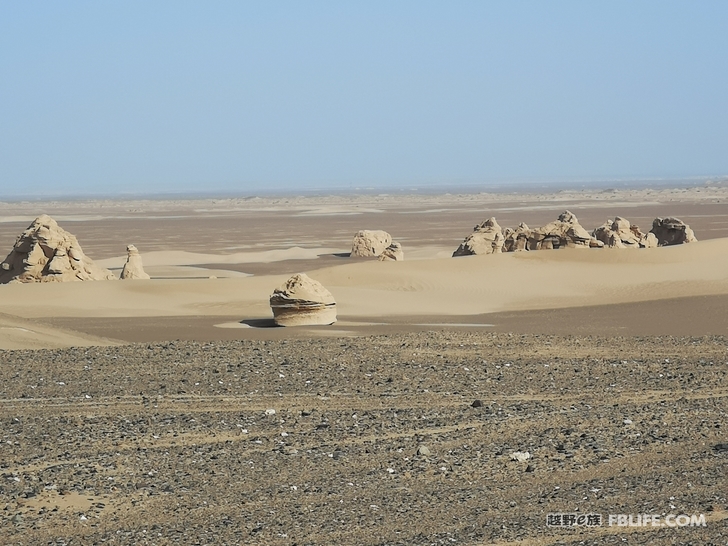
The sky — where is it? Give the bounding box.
[1,1,727,197]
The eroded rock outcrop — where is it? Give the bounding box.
[592,217,658,249]
[378,241,404,261]
[351,230,392,258]
[452,217,505,256]
[269,273,336,326]
[0,215,116,284]
[120,245,151,280]
[527,211,596,250]
[650,217,697,246]
[502,222,531,252]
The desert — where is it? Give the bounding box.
[0,186,727,544]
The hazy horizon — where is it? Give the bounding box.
[2,1,727,197]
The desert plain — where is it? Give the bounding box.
[0,185,727,544]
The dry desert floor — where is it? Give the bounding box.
[0,186,727,544]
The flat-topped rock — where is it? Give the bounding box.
[452,217,505,256]
[593,217,658,248]
[0,215,116,284]
[120,244,151,280]
[351,230,392,257]
[650,217,697,246]
[269,273,337,326]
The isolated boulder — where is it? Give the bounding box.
[120,244,150,280]
[593,217,658,249]
[269,273,336,326]
[502,222,531,252]
[0,215,116,284]
[351,230,392,257]
[379,241,404,261]
[452,217,505,256]
[650,217,697,246]
[528,211,596,250]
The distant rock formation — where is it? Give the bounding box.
[269,273,336,326]
[650,217,697,246]
[502,222,531,252]
[593,217,658,249]
[351,230,393,258]
[0,215,116,284]
[452,217,505,256]
[527,211,596,250]
[379,241,404,261]
[120,245,150,280]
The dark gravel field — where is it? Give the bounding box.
[1,332,727,545]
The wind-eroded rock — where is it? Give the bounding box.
[269,273,336,326]
[593,217,658,249]
[0,215,116,284]
[351,230,392,257]
[379,242,404,261]
[650,217,697,246]
[527,211,596,250]
[502,223,531,252]
[452,217,505,256]
[120,245,151,280]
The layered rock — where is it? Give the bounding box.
[0,215,116,284]
[650,217,697,246]
[351,230,393,257]
[378,241,404,261]
[120,245,151,280]
[527,211,596,250]
[269,273,336,326]
[592,217,658,249]
[452,217,505,256]
[502,223,531,252]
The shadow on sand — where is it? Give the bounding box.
[241,318,280,328]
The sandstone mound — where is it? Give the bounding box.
[351,230,392,257]
[650,217,697,246]
[120,245,151,280]
[0,215,116,284]
[269,273,336,326]
[379,241,404,261]
[452,217,505,256]
[593,217,658,249]
[528,211,597,250]
[502,222,531,252]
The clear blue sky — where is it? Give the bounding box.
[1,1,727,196]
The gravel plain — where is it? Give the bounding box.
[1,332,727,545]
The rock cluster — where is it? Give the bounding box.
[527,211,597,250]
[269,273,336,326]
[120,245,151,280]
[351,230,393,258]
[593,217,658,248]
[0,215,116,284]
[502,223,530,252]
[650,217,697,246]
[452,217,505,256]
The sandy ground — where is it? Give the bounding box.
[1,188,727,544]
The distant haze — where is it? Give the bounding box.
[1,1,727,197]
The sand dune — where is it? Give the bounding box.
[1,238,727,331]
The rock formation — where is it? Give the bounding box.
[269,273,336,326]
[527,211,596,250]
[120,245,151,280]
[0,215,116,284]
[502,222,531,252]
[650,217,697,246]
[378,242,404,261]
[592,217,658,249]
[452,217,505,256]
[351,230,393,258]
